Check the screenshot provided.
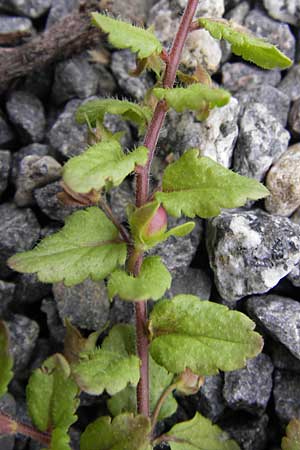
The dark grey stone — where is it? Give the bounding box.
[0,150,11,196]
[279,65,300,102]
[223,414,269,450]
[109,298,134,327]
[224,0,241,10]
[263,0,300,26]
[0,393,16,450]
[289,98,300,137]
[269,341,300,374]
[6,91,46,144]
[222,63,281,93]
[206,209,300,302]
[0,15,33,40]
[12,143,50,183]
[96,65,117,98]
[0,113,14,148]
[0,0,51,18]
[0,203,40,278]
[46,0,79,27]
[41,297,65,343]
[103,113,133,150]
[223,354,273,415]
[167,267,212,300]
[14,273,51,304]
[6,314,39,375]
[110,0,151,20]
[273,370,300,424]
[23,68,53,100]
[233,103,290,181]
[110,180,134,223]
[48,99,88,158]
[53,279,110,330]
[0,280,15,316]
[191,374,225,421]
[28,338,52,371]
[247,295,300,360]
[245,9,295,61]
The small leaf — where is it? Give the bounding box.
[63,141,148,194]
[64,320,101,364]
[155,149,269,218]
[282,419,300,450]
[149,295,263,375]
[45,428,71,450]
[92,13,163,59]
[26,354,79,433]
[108,256,171,302]
[163,412,240,450]
[8,207,127,286]
[153,84,230,119]
[198,17,292,70]
[76,98,152,134]
[0,321,13,398]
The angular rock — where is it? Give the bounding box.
[6,91,46,144]
[0,280,15,316]
[0,15,33,42]
[0,0,51,18]
[269,342,300,374]
[11,143,50,182]
[265,144,300,216]
[0,393,16,450]
[222,63,281,93]
[46,0,79,27]
[223,414,269,450]
[110,180,134,223]
[14,273,51,304]
[14,155,62,206]
[6,314,39,375]
[190,374,225,421]
[289,98,300,137]
[263,0,300,26]
[206,209,300,302]
[233,103,290,180]
[53,279,110,330]
[41,298,65,343]
[273,370,300,424]
[223,354,273,415]
[0,150,11,196]
[247,294,300,360]
[167,267,212,300]
[0,113,14,148]
[279,65,300,102]
[0,203,40,278]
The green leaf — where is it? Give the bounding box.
[108,256,171,301]
[91,13,163,59]
[45,428,71,450]
[163,412,240,450]
[63,141,148,194]
[149,295,263,375]
[282,419,300,450]
[76,98,152,134]
[8,207,127,286]
[153,84,230,120]
[64,320,101,364]
[26,354,79,433]
[198,18,292,70]
[155,149,269,218]
[0,321,13,398]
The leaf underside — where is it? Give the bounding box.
[0,321,13,398]
[155,149,269,218]
[282,419,300,450]
[198,17,292,69]
[149,295,263,375]
[7,207,127,286]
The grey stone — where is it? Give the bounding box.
[190,374,225,421]
[34,181,81,222]
[109,0,149,21]
[223,354,273,414]
[46,0,79,27]
[6,91,46,144]
[14,155,62,206]
[247,294,300,360]
[148,0,177,46]
[23,68,53,100]
[167,267,212,300]
[0,0,51,18]
[225,1,250,23]
[53,279,110,330]
[95,65,117,98]
[0,15,33,41]
[289,98,300,137]
[0,203,40,278]
[0,113,14,148]
[6,314,39,375]
[12,143,50,183]
[279,65,300,102]
[206,209,300,302]
[28,338,52,371]
[224,0,241,10]
[269,341,300,374]
[48,99,88,158]
[223,414,269,450]
[52,54,99,105]
[171,0,224,17]
[181,28,222,73]
[233,103,290,181]
[0,280,15,316]
[103,114,132,150]
[263,0,300,26]
[245,9,295,61]
[110,180,134,223]
[0,393,16,450]
[14,273,51,304]
[0,150,11,196]
[273,370,300,424]
[222,63,281,93]
[265,144,300,216]
[109,298,134,327]
[41,298,65,343]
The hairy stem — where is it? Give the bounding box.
[151,383,177,436]
[0,413,51,446]
[133,0,199,418]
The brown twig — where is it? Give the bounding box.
[0,413,51,447]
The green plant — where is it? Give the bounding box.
[0,2,293,449]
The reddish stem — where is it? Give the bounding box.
[0,413,51,446]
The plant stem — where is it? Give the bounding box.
[0,413,51,446]
[133,0,199,418]
[98,196,131,244]
[151,383,177,436]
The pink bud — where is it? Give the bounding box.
[145,206,168,237]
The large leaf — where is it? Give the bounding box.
[63,141,148,194]
[26,354,79,433]
[76,98,152,134]
[163,412,240,450]
[108,256,172,301]
[198,18,292,70]
[153,84,230,120]
[8,207,127,286]
[282,419,300,450]
[149,295,263,375]
[92,13,163,59]
[0,321,13,398]
[155,149,269,218]
[80,413,151,450]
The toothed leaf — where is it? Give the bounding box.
[198,18,292,69]
[45,428,71,450]
[8,207,127,286]
[0,321,13,398]
[155,149,269,218]
[63,141,148,194]
[149,295,263,375]
[282,419,300,450]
